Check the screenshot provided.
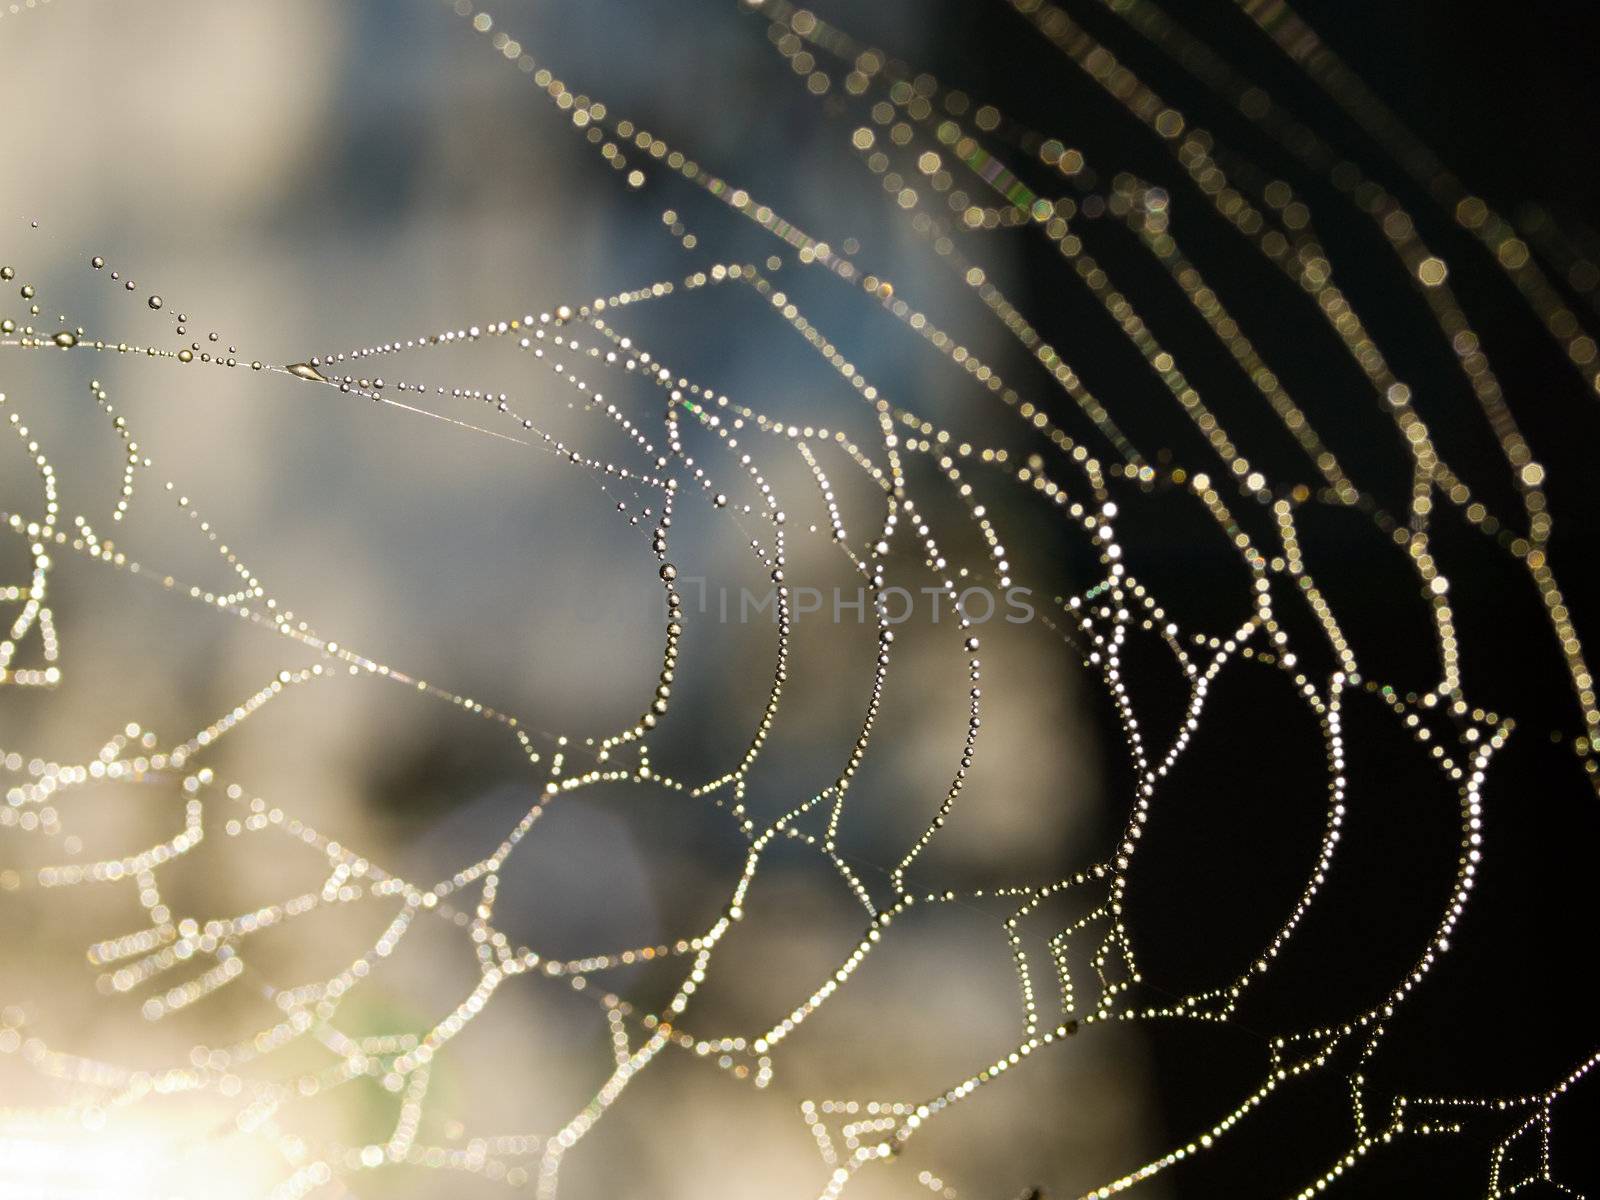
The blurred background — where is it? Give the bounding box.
[2,1,1598,1197]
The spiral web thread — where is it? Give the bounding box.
[2,0,1598,1196]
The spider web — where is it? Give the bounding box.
[2,1,1598,1197]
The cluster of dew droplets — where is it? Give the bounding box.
[1,1,1599,1198]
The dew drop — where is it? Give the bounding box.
[148,296,163,310]
[91,256,105,269]
[52,331,77,348]
[286,362,328,382]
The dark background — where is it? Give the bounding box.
[1017,2,1600,1195]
